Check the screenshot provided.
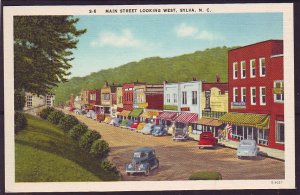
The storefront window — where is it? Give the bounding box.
[26,95,32,108]
[258,129,269,145]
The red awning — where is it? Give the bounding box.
[174,112,198,124]
[157,112,178,121]
[117,107,123,112]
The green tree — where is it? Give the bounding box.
[14,16,86,95]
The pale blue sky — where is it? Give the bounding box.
[70,13,283,77]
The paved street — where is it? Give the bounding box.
[63,110,285,181]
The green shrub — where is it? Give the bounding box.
[59,115,79,132]
[15,112,27,133]
[188,171,222,180]
[79,130,101,152]
[39,107,55,119]
[69,123,88,141]
[100,160,119,175]
[90,139,110,160]
[47,110,65,125]
[14,91,25,111]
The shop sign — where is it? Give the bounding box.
[205,90,211,111]
[273,87,284,94]
[181,107,190,111]
[231,102,246,109]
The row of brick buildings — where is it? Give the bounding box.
[69,39,284,151]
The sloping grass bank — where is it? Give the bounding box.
[15,114,120,182]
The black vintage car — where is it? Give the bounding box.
[125,147,159,176]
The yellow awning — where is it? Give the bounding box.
[192,117,213,125]
[218,112,270,129]
[140,110,160,118]
[137,122,146,130]
[117,110,131,117]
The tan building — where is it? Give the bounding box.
[116,86,123,110]
[80,89,89,105]
[190,82,228,140]
[23,92,55,114]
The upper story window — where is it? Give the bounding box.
[250,87,256,105]
[182,91,187,105]
[26,95,32,107]
[166,94,170,103]
[103,93,110,100]
[241,61,246,79]
[173,93,177,103]
[233,62,238,79]
[250,59,256,78]
[259,57,266,77]
[241,87,246,102]
[260,87,266,105]
[274,80,284,103]
[233,87,238,102]
[192,91,197,105]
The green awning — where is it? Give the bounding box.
[218,112,270,129]
[129,108,143,118]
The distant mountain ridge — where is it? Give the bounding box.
[53,46,234,105]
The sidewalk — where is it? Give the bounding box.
[218,140,284,161]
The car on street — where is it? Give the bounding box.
[74,108,86,115]
[136,122,146,132]
[125,147,159,176]
[237,139,259,159]
[110,117,122,126]
[130,121,139,130]
[140,123,154,134]
[152,125,167,136]
[86,110,96,119]
[120,119,129,128]
[172,128,188,141]
[198,132,218,148]
[125,120,134,129]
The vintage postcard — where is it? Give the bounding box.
[3,3,295,192]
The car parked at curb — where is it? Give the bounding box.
[110,117,122,126]
[125,147,159,176]
[198,132,218,149]
[86,110,96,120]
[172,128,189,141]
[237,139,259,159]
[152,125,167,136]
[130,121,139,130]
[125,120,133,129]
[140,123,154,135]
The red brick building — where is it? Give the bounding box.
[219,40,284,150]
[145,84,164,110]
[88,89,101,106]
[122,82,145,111]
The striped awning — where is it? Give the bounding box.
[218,112,270,129]
[157,111,178,121]
[117,110,131,117]
[209,119,223,127]
[174,113,198,124]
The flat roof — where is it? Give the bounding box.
[229,39,283,51]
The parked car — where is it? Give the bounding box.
[136,122,146,132]
[125,147,159,176]
[152,125,167,136]
[198,132,218,148]
[104,116,112,124]
[125,120,133,129]
[140,123,154,135]
[172,128,188,141]
[237,139,259,159]
[110,117,122,126]
[120,119,129,128]
[130,121,139,130]
[96,113,106,122]
[74,109,83,115]
[86,110,96,119]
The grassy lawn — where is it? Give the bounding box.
[15,114,120,182]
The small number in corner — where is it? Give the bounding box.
[89,9,97,14]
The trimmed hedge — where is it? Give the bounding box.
[39,107,55,119]
[188,171,222,180]
[69,123,88,141]
[47,110,65,125]
[79,130,101,152]
[15,112,27,133]
[90,139,110,160]
[101,160,119,176]
[59,115,79,132]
